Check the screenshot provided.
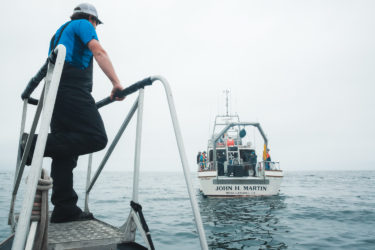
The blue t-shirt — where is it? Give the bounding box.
[48,19,98,69]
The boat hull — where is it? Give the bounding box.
[198,171,283,197]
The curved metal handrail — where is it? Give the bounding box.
[87,75,208,249]
[12,44,66,250]
[151,76,208,250]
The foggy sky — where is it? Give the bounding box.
[0,0,374,172]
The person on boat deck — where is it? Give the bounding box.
[200,152,206,170]
[265,148,271,170]
[218,134,225,144]
[249,151,257,177]
[199,152,203,170]
[23,3,124,223]
[203,151,207,170]
[197,151,201,165]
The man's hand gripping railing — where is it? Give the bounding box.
[95,77,153,109]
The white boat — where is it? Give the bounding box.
[197,95,283,197]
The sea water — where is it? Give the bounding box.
[0,170,374,249]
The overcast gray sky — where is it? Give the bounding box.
[0,0,374,172]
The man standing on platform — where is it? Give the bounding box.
[22,3,125,223]
[48,3,126,223]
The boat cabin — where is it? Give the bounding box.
[202,144,258,177]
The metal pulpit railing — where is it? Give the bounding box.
[86,75,209,250]
[6,42,208,249]
[10,44,66,250]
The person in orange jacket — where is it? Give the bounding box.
[265,148,271,170]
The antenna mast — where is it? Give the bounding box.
[224,89,230,116]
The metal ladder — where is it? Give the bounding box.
[6,44,208,250]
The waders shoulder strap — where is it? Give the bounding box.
[49,21,72,62]
[50,21,72,52]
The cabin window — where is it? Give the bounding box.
[209,149,226,162]
[240,149,255,163]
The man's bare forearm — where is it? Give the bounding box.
[94,50,121,86]
[88,39,121,87]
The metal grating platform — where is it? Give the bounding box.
[48,219,124,250]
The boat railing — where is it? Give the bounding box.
[87,76,208,249]
[9,47,208,249]
[10,44,67,250]
[198,162,215,172]
[259,161,281,171]
[199,161,280,176]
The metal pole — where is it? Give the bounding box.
[84,154,93,213]
[213,123,231,177]
[150,76,208,250]
[24,222,38,250]
[14,100,28,182]
[12,45,66,250]
[9,100,28,228]
[86,97,139,194]
[12,89,45,197]
[132,89,144,202]
[224,89,229,116]
[255,123,268,145]
[9,89,45,231]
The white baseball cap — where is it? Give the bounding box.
[73,3,103,24]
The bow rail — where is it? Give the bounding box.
[7,47,208,249]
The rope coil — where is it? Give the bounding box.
[31,168,53,250]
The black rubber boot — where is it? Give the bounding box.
[50,210,94,223]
